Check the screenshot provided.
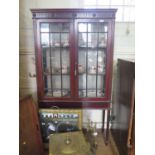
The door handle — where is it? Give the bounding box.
[22,141,27,145]
[74,69,77,76]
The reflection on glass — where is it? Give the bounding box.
[61,33,69,47]
[88,51,97,74]
[41,33,49,46]
[52,75,61,88]
[62,49,70,73]
[88,23,98,32]
[50,23,62,32]
[78,33,87,47]
[62,23,70,32]
[62,76,70,89]
[50,33,69,47]
[78,50,86,74]
[49,23,70,32]
[99,33,107,47]
[50,33,60,47]
[98,23,108,32]
[88,33,97,48]
[97,76,105,97]
[41,23,49,32]
[78,23,87,32]
[87,75,96,88]
[78,74,86,94]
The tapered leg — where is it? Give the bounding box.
[103,109,110,145]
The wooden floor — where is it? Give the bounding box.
[44,130,119,155]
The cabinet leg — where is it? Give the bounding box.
[103,109,110,145]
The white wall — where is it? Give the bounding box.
[19,0,135,128]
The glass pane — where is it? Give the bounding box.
[99,33,107,47]
[98,23,108,32]
[41,23,49,32]
[41,33,49,47]
[61,33,69,47]
[62,76,70,97]
[44,76,51,91]
[88,33,98,48]
[42,48,51,75]
[49,23,70,32]
[51,50,61,73]
[88,23,98,32]
[98,51,106,74]
[78,49,86,97]
[97,76,105,97]
[78,75,86,97]
[87,75,96,97]
[42,22,71,97]
[50,23,62,32]
[50,33,60,47]
[52,76,61,97]
[62,23,70,32]
[78,33,87,47]
[78,22,107,98]
[78,50,86,74]
[78,23,87,32]
[88,51,97,74]
[62,49,70,74]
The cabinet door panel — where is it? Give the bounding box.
[77,21,108,98]
[40,22,71,98]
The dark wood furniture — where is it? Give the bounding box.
[31,9,117,144]
[19,95,44,155]
[111,59,135,155]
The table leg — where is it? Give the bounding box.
[103,109,110,145]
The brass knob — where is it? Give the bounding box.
[22,141,26,145]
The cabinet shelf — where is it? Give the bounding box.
[78,89,105,97]
[42,45,70,49]
[78,46,107,49]
[78,73,105,75]
[45,89,70,97]
[44,73,70,76]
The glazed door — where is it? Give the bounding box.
[36,18,113,102]
[75,19,111,100]
[37,20,75,100]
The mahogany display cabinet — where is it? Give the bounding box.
[31,9,117,144]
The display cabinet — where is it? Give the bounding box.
[31,9,117,144]
[31,9,116,107]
